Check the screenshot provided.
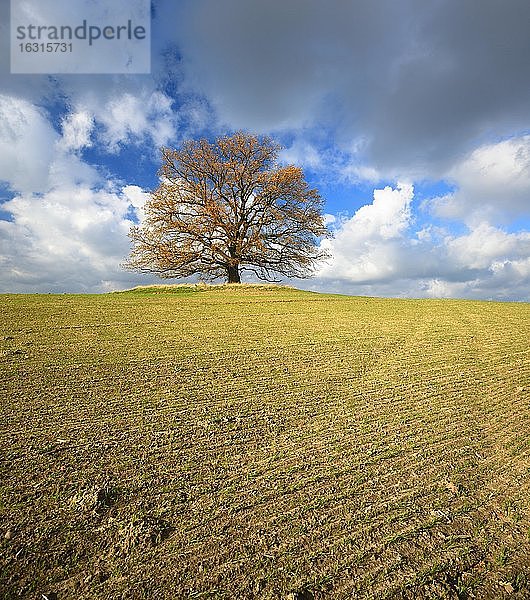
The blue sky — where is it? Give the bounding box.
[0,0,529,300]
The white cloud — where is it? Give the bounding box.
[0,95,58,193]
[430,136,530,225]
[0,92,155,293]
[0,95,102,193]
[351,182,413,239]
[340,163,381,184]
[421,253,530,300]
[97,91,177,152]
[59,110,94,151]
[47,149,103,192]
[422,278,461,299]
[121,184,150,223]
[319,182,414,283]
[446,223,530,270]
[315,183,530,300]
[0,184,152,293]
[280,140,323,171]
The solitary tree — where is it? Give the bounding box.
[124,132,330,283]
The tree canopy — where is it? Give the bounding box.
[124,132,330,283]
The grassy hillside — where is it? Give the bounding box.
[1,286,529,599]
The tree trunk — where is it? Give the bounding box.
[227,264,241,283]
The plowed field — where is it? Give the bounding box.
[1,286,529,599]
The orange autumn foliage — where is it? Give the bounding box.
[124,132,330,283]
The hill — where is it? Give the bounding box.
[1,286,529,599]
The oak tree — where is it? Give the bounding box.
[125,132,330,283]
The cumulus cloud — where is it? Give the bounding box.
[446,223,530,270]
[316,184,530,301]
[0,89,156,293]
[0,94,105,193]
[0,95,58,193]
[0,184,152,293]
[429,136,530,225]
[319,183,415,283]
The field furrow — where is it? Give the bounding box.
[1,287,529,599]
